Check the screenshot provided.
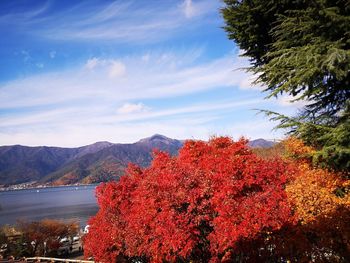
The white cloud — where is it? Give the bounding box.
[0,88,269,147]
[0,112,285,147]
[276,94,307,108]
[85,57,100,70]
[180,0,217,19]
[182,0,196,18]
[0,50,287,147]
[238,73,263,90]
[85,57,126,78]
[0,122,209,147]
[0,97,261,129]
[0,107,82,127]
[0,50,252,109]
[109,61,126,78]
[117,103,149,114]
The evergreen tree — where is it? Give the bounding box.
[222,0,350,172]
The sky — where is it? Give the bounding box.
[0,0,300,147]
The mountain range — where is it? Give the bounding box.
[0,135,274,187]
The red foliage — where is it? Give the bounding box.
[84,137,294,262]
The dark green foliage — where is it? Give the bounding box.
[222,0,350,172]
[263,107,350,172]
[9,236,31,258]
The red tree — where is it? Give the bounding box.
[84,137,294,262]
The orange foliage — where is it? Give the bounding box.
[284,137,349,223]
[286,162,349,224]
[283,137,315,162]
[282,137,350,261]
[261,137,350,261]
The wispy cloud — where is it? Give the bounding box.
[117,103,149,115]
[85,57,100,70]
[276,94,308,108]
[0,100,279,147]
[0,48,282,146]
[182,0,196,18]
[85,58,127,78]
[181,0,212,18]
[0,50,252,109]
[0,1,294,147]
[0,97,260,129]
[1,0,219,43]
[0,1,50,25]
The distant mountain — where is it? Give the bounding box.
[75,141,115,158]
[0,145,80,185]
[248,139,276,148]
[0,135,275,187]
[40,135,183,185]
[0,135,183,186]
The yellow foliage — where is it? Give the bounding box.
[284,137,350,224]
[283,137,315,162]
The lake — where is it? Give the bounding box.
[0,185,99,227]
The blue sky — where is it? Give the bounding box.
[0,0,300,147]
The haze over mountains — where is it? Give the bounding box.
[0,135,274,186]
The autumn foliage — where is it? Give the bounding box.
[84,137,350,262]
[19,219,78,256]
[281,138,350,261]
[284,138,349,224]
[84,137,295,262]
[0,219,79,258]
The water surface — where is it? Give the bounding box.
[0,185,99,227]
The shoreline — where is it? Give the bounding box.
[0,183,99,192]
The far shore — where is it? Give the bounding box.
[0,183,99,192]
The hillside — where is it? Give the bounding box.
[0,136,273,186]
[41,135,183,185]
[0,135,182,186]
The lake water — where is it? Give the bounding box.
[0,185,99,227]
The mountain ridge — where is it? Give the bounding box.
[0,135,275,186]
